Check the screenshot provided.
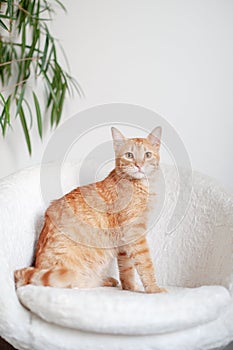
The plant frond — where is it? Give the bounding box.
[0,0,82,154]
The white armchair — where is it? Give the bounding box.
[0,163,232,350]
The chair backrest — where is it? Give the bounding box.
[0,167,44,270]
[147,166,233,288]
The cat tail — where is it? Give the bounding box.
[14,267,78,288]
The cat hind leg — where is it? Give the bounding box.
[14,266,79,288]
[102,277,119,287]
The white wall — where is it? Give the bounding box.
[1,0,233,189]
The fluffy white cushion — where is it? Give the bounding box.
[17,285,231,335]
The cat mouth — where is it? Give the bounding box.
[121,166,146,179]
[132,170,146,179]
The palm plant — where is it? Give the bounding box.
[0,0,82,154]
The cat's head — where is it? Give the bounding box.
[111,126,162,180]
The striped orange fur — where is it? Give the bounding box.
[14,127,166,293]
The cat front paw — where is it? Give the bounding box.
[121,283,142,292]
[146,286,168,293]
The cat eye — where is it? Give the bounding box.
[145,152,152,158]
[125,152,134,159]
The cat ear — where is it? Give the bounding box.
[147,126,162,150]
[111,127,126,142]
[111,127,126,153]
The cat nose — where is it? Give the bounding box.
[135,164,142,170]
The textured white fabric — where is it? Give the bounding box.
[17,285,231,335]
[0,162,232,350]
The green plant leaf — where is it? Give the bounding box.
[15,84,26,118]
[0,93,6,129]
[41,31,49,71]
[50,102,56,127]
[24,27,40,76]
[42,71,59,108]
[21,22,26,57]
[1,95,11,136]
[18,103,32,155]
[33,92,43,138]
[54,0,67,13]
[6,0,13,18]
[0,14,15,19]
[68,75,84,97]
[0,19,9,31]
[3,95,11,135]
[14,61,23,96]
[23,98,33,128]
[44,45,54,73]
[56,83,66,126]
[28,0,36,24]
[0,93,6,105]
[0,110,4,132]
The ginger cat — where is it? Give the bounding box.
[15,127,166,293]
